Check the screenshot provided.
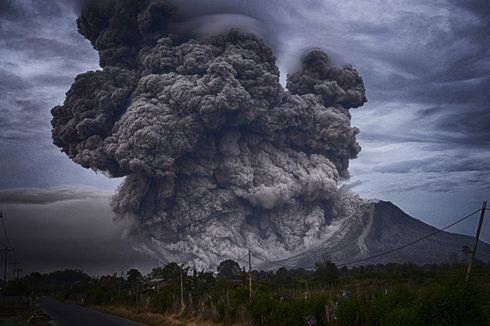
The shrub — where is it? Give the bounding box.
[338,297,361,326]
[85,287,110,305]
[415,279,489,326]
[366,286,415,325]
[151,287,175,311]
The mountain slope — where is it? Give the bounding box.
[258,201,490,269]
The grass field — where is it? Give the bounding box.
[0,299,51,326]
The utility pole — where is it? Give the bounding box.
[466,201,487,283]
[136,277,139,304]
[180,268,184,307]
[248,250,252,302]
[118,271,122,297]
[1,247,14,287]
[14,268,22,280]
[157,269,160,295]
[304,280,309,300]
[157,277,160,295]
[9,261,19,281]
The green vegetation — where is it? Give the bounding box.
[2,261,490,325]
[0,296,50,326]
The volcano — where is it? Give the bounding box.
[258,201,490,269]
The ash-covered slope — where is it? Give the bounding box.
[258,201,490,269]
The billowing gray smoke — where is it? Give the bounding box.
[52,0,369,268]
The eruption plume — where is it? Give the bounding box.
[52,0,369,268]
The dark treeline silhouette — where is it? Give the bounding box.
[3,259,490,325]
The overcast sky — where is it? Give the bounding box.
[0,0,489,274]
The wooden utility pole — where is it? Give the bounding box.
[180,268,184,307]
[9,261,19,281]
[118,271,122,296]
[1,247,14,287]
[466,201,487,283]
[248,250,252,302]
[304,280,309,300]
[157,273,160,295]
[14,268,22,280]
[136,278,139,303]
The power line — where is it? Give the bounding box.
[337,208,483,267]
[0,212,20,283]
[237,252,249,262]
[252,254,291,269]
[248,207,484,270]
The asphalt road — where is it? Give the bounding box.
[38,297,147,326]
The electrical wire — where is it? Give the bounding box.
[337,208,483,267]
[249,207,483,269]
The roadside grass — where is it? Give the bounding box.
[93,304,247,326]
[0,301,51,326]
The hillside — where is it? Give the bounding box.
[259,201,490,269]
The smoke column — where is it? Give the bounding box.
[52,0,369,268]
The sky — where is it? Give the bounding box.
[0,0,489,275]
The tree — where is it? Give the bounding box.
[461,246,472,264]
[45,269,91,284]
[315,260,339,285]
[151,267,164,279]
[161,263,183,281]
[126,268,142,283]
[275,267,290,282]
[217,260,242,279]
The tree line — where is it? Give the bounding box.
[3,259,490,325]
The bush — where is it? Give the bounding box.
[3,280,32,296]
[415,279,489,326]
[338,297,361,326]
[366,286,415,325]
[381,306,418,326]
[251,292,276,325]
[151,287,175,311]
[85,287,111,305]
[315,260,339,285]
[251,294,329,326]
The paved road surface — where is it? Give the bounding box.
[39,297,147,326]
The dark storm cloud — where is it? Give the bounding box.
[0,0,106,189]
[0,0,64,19]
[2,192,157,274]
[0,69,28,91]
[378,171,490,193]
[2,0,488,190]
[0,187,111,205]
[0,0,21,19]
[355,0,490,149]
[1,0,489,272]
[373,157,490,174]
[167,0,315,50]
[3,36,94,61]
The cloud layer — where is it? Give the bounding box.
[0,186,112,204]
[0,187,156,275]
[1,0,489,271]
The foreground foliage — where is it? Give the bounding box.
[4,261,490,325]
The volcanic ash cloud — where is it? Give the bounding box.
[51,0,369,268]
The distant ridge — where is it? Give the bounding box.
[258,201,490,269]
